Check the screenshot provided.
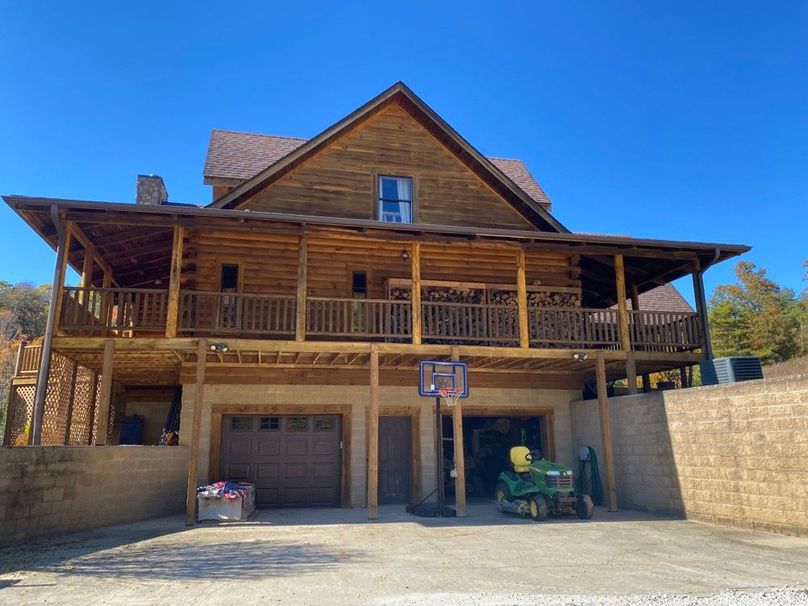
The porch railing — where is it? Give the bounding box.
[54,287,704,354]
[17,342,43,374]
[631,310,701,352]
[60,287,168,335]
[529,307,621,348]
[307,297,411,339]
[179,291,296,335]
[422,301,519,344]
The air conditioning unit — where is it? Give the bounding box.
[700,356,763,385]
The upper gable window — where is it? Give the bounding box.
[378,176,412,223]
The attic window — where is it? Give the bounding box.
[378,176,412,223]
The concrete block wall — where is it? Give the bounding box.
[570,374,808,537]
[181,384,578,508]
[0,446,189,545]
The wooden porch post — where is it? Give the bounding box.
[596,350,618,512]
[186,339,207,525]
[516,249,529,349]
[691,259,713,359]
[79,244,94,305]
[100,270,113,332]
[52,223,73,335]
[411,242,422,345]
[295,235,308,342]
[368,344,380,519]
[450,346,467,517]
[165,226,185,338]
[94,339,115,446]
[31,210,70,445]
[614,255,637,394]
[630,283,640,314]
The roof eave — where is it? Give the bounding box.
[3,195,751,256]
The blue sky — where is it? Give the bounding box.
[1,1,805,302]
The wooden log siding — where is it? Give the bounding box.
[241,104,537,230]
[179,291,296,335]
[630,310,701,352]
[60,287,168,335]
[307,297,411,339]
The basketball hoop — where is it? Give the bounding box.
[439,387,462,407]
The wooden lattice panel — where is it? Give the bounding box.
[6,352,104,446]
[67,367,98,445]
[6,384,35,445]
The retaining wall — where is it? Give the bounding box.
[0,446,189,545]
[570,375,808,537]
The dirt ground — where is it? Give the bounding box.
[1,503,807,605]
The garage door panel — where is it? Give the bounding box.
[311,439,336,456]
[221,414,341,507]
[257,439,281,456]
[256,463,280,480]
[312,462,336,478]
[223,463,251,481]
[227,441,252,456]
[256,488,279,506]
[284,462,308,479]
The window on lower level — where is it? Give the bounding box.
[378,176,412,223]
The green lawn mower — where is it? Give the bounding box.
[495,446,594,521]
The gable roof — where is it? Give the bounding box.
[634,283,694,313]
[206,82,568,233]
[204,130,553,211]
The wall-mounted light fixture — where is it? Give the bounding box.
[209,342,229,354]
[572,352,588,362]
[400,248,411,262]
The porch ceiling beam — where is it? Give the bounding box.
[51,336,706,363]
[68,222,117,285]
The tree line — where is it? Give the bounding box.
[0,282,50,439]
[709,261,807,365]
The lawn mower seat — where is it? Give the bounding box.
[510,446,532,473]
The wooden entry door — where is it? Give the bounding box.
[378,416,412,504]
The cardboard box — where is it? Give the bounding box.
[198,484,256,521]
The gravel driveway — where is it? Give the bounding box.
[1,503,806,605]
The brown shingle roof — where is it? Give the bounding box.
[203,130,552,210]
[487,157,551,210]
[204,130,306,182]
[633,283,694,313]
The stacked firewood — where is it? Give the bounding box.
[388,287,484,304]
[386,285,581,346]
[489,290,581,308]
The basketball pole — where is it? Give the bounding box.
[435,395,445,517]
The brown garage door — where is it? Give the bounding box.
[220,414,341,507]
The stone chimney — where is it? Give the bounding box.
[136,175,168,205]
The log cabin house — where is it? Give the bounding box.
[3,82,749,520]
